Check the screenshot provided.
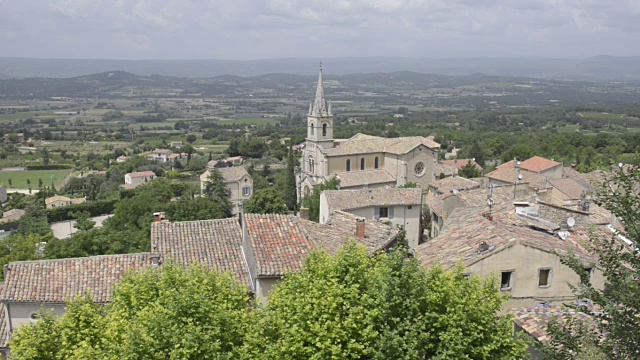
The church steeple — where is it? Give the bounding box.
[309,64,331,117]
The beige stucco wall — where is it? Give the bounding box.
[403,145,437,188]
[537,165,563,180]
[327,153,385,175]
[46,200,68,209]
[255,277,280,305]
[467,243,604,309]
[125,175,154,185]
[228,175,253,215]
[7,303,66,332]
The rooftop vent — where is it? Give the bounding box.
[478,241,490,253]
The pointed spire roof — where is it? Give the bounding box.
[310,65,331,117]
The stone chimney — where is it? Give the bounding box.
[299,207,309,220]
[153,212,166,222]
[356,218,365,238]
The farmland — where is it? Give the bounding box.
[0,169,73,189]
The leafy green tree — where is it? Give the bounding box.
[8,178,12,187]
[244,188,288,214]
[0,233,52,279]
[284,146,297,211]
[544,164,640,358]
[301,177,340,222]
[467,141,486,167]
[9,309,61,359]
[17,206,51,237]
[41,147,50,166]
[167,197,230,221]
[185,134,197,143]
[243,243,528,359]
[70,211,96,232]
[227,138,241,157]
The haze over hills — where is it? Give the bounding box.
[2,56,640,81]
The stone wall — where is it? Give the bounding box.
[538,201,589,228]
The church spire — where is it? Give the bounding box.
[310,64,331,117]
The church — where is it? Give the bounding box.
[297,67,441,200]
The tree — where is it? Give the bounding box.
[70,211,95,232]
[544,163,640,358]
[8,178,12,187]
[459,161,481,178]
[301,177,340,222]
[244,188,288,214]
[41,147,50,166]
[0,233,52,280]
[227,138,241,157]
[9,264,251,359]
[243,243,528,359]
[284,146,297,211]
[185,134,197,143]
[202,169,232,218]
[467,141,485,167]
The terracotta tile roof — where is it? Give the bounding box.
[512,307,597,343]
[126,171,156,178]
[496,159,516,171]
[441,159,484,172]
[244,214,313,277]
[548,178,586,199]
[587,203,611,225]
[424,192,445,217]
[429,176,480,195]
[0,254,151,303]
[456,185,530,207]
[561,167,595,191]
[0,302,7,348]
[150,218,250,287]
[520,156,562,173]
[324,133,440,156]
[485,167,549,188]
[44,195,70,205]
[435,163,457,177]
[152,149,173,155]
[245,212,398,277]
[203,167,250,183]
[417,206,596,270]
[302,210,399,254]
[331,169,396,188]
[323,188,422,212]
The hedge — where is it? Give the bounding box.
[26,164,73,170]
[45,199,118,223]
[0,220,20,232]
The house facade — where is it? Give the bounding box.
[124,171,156,185]
[297,68,440,200]
[200,167,253,214]
[45,195,86,209]
[148,149,173,162]
[319,188,423,249]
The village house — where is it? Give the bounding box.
[17,147,37,155]
[124,171,156,186]
[0,209,25,224]
[297,67,440,200]
[319,188,423,249]
[441,159,484,174]
[44,195,86,209]
[0,254,152,356]
[417,201,608,309]
[170,141,183,148]
[200,167,253,214]
[116,155,128,163]
[147,149,173,162]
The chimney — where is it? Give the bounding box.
[478,241,490,252]
[153,212,166,222]
[299,207,309,220]
[356,218,365,238]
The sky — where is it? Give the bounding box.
[1,0,640,60]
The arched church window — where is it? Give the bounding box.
[375,157,379,169]
[322,123,327,137]
[360,158,365,170]
[346,159,351,172]
[310,123,314,135]
[308,156,315,173]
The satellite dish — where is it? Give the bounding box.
[567,217,576,228]
[487,198,495,206]
[517,174,523,180]
[618,162,623,168]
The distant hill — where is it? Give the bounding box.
[2,56,640,81]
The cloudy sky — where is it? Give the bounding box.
[1,0,639,60]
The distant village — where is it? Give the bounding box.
[0,69,634,358]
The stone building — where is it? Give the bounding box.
[297,67,440,200]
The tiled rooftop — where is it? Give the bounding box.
[417,206,597,270]
[520,156,562,173]
[0,254,151,303]
[323,188,422,212]
[441,159,484,171]
[244,214,313,277]
[429,176,480,195]
[485,166,549,188]
[126,171,156,178]
[324,133,440,156]
[150,218,250,287]
[302,210,399,255]
[512,307,596,343]
[548,178,586,199]
[435,163,457,177]
[0,303,7,348]
[331,169,396,188]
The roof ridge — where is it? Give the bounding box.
[6,252,151,266]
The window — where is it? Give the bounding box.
[538,269,551,287]
[310,123,314,135]
[375,207,394,219]
[374,156,379,169]
[322,123,327,136]
[308,156,315,173]
[414,161,425,176]
[500,271,514,290]
[360,158,365,170]
[346,159,351,172]
[242,187,251,196]
[535,302,550,308]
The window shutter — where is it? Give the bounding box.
[389,207,394,219]
[374,207,380,219]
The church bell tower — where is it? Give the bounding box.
[306,65,334,145]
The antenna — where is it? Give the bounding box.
[567,217,576,228]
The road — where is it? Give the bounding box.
[50,214,113,239]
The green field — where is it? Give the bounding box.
[0,169,73,189]
[0,111,55,121]
[579,112,626,121]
